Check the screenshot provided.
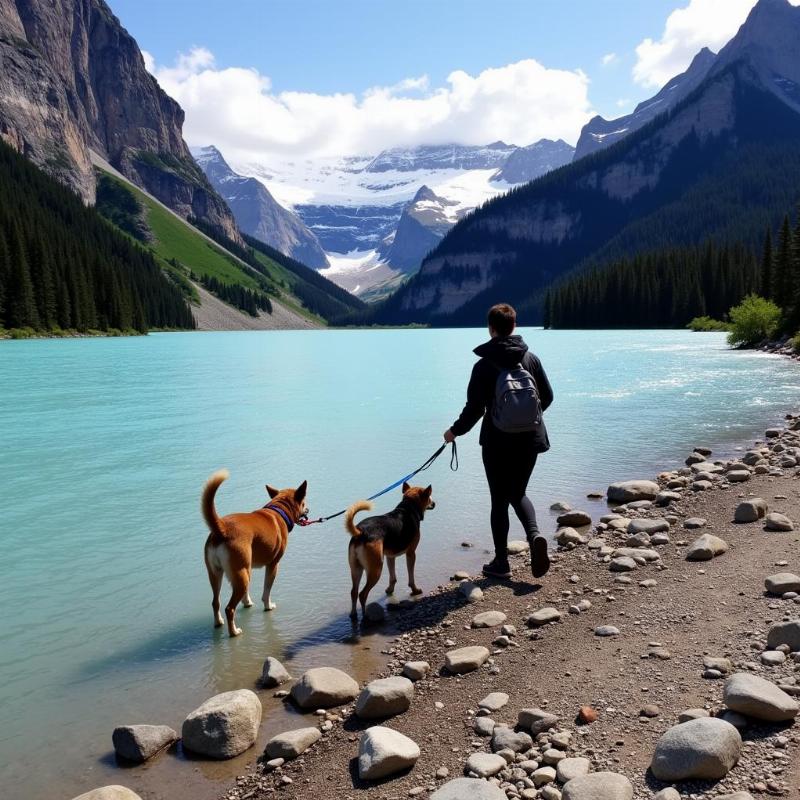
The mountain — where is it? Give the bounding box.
[232,139,573,293]
[573,48,717,160]
[376,0,800,326]
[193,146,329,269]
[0,0,239,240]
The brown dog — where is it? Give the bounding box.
[345,482,434,620]
[202,469,308,637]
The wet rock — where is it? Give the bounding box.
[519,708,559,734]
[182,690,262,759]
[478,692,509,712]
[723,673,799,721]
[607,481,659,503]
[734,498,768,523]
[402,661,430,681]
[111,724,177,763]
[260,657,292,688]
[431,778,506,799]
[466,752,507,777]
[557,527,587,546]
[557,511,592,527]
[364,602,386,623]
[264,727,321,760]
[471,610,507,628]
[767,619,800,651]
[527,607,562,626]
[765,573,800,594]
[291,667,359,709]
[444,646,490,674]
[355,676,414,719]
[765,512,794,532]
[685,534,728,561]
[561,772,633,800]
[71,789,142,800]
[358,726,420,780]
[650,717,741,780]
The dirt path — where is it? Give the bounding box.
[223,422,800,800]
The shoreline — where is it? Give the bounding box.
[211,419,800,799]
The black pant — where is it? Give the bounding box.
[482,446,540,558]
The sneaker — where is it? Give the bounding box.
[530,535,550,578]
[482,557,512,579]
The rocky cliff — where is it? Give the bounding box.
[0,0,239,239]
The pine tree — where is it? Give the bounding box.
[774,215,792,307]
[760,227,773,301]
[5,219,39,329]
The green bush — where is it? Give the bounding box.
[792,331,800,352]
[727,294,782,348]
[687,315,731,332]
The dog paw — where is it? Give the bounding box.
[214,618,224,628]
[243,597,254,608]
[385,586,395,596]
[264,602,277,611]
[230,626,243,637]
[410,586,423,596]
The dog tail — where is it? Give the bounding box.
[202,469,229,537]
[345,500,373,536]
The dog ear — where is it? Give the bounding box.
[402,481,410,493]
[265,484,280,498]
[294,480,307,503]
[424,485,432,497]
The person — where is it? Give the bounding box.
[443,303,553,579]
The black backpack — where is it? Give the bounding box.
[490,361,543,433]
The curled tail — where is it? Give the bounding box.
[345,500,373,536]
[202,469,229,537]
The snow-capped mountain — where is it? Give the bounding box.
[228,139,573,295]
[193,145,328,268]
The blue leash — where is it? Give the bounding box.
[298,440,458,526]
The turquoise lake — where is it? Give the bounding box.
[2,328,800,800]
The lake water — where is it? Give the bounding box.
[2,328,800,800]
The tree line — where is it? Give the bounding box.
[192,271,272,316]
[0,141,194,333]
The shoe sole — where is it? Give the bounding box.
[531,537,550,578]
[482,567,512,579]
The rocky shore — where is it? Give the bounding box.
[78,416,800,800]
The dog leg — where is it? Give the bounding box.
[350,563,363,619]
[359,564,382,617]
[406,551,422,595]
[262,562,278,611]
[243,569,254,608]
[225,569,249,637]
[385,556,397,595]
[206,562,225,628]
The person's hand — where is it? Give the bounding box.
[443,428,456,444]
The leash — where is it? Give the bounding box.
[297,440,458,527]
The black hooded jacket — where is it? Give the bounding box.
[450,334,553,452]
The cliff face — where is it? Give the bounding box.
[0,0,239,240]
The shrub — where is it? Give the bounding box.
[792,331,800,352]
[727,294,782,348]
[687,315,731,332]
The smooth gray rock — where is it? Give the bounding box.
[607,481,659,503]
[727,470,751,483]
[703,656,732,674]
[767,619,800,651]
[650,718,741,780]
[723,673,799,721]
[355,676,414,719]
[491,726,533,753]
[473,716,496,736]
[507,539,529,554]
[561,772,633,800]
[628,518,670,534]
[765,573,800,594]
[765,512,794,532]
[459,581,484,603]
[358,726,420,780]
[264,727,321,760]
[445,646,490,674]
[653,790,681,800]
[518,708,559,734]
[556,527,587,545]
[556,757,591,783]
[431,778,506,800]
[465,752,507,777]
[471,610,507,628]
[557,510,592,527]
[71,789,142,800]
[291,667,359,709]
[260,657,292,688]
[685,533,728,561]
[112,724,177,763]
[594,625,620,637]
[684,517,706,529]
[611,547,660,561]
[478,692,509,712]
[734,498,768,523]
[678,708,709,723]
[609,557,637,572]
[527,607,562,626]
[182,690,262,759]
[402,661,430,681]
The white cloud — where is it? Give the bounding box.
[616,98,631,108]
[601,52,618,66]
[146,48,594,162]
[633,0,800,89]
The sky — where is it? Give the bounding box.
[108,0,787,164]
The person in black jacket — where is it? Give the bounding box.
[444,303,553,579]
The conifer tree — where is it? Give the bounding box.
[760,227,773,301]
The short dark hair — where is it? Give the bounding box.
[487,303,516,336]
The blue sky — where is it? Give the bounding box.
[108,0,769,161]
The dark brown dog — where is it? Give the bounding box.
[345,482,435,619]
[202,470,307,637]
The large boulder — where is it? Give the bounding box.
[182,690,261,759]
[291,667,359,709]
[264,727,321,760]
[723,673,799,722]
[445,646,490,674]
[765,512,794,532]
[431,778,506,800]
[71,789,142,800]
[764,573,800,595]
[562,772,633,800]
[260,656,291,688]
[111,724,178,763]
[734,498,767,523]
[355,676,414,719]
[358,726,420,780]
[650,718,741,780]
[767,619,800,651]
[607,481,659,503]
